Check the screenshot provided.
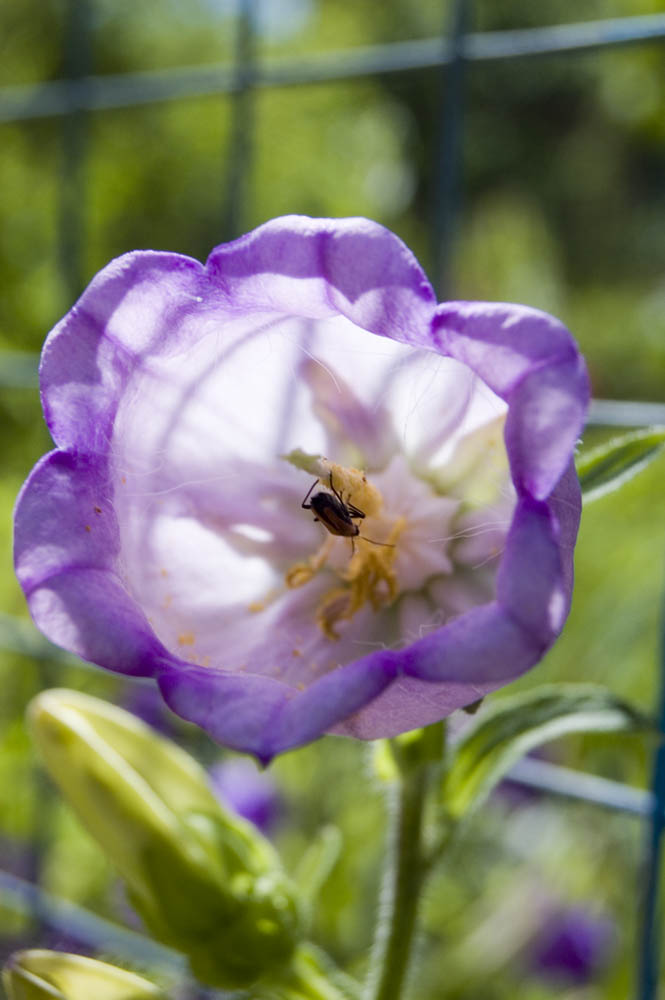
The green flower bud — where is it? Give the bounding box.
[28,690,302,989]
[2,950,166,1000]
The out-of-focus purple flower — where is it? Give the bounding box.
[527,905,615,985]
[13,216,588,761]
[210,757,281,833]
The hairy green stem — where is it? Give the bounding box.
[365,763,429,1000]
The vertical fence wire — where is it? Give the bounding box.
[636,572,665,999]
[430,0,470,297]
[222,0,257,239]
[24,0,94,944]
[58,0,91,304]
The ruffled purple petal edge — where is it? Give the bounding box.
[433,301,589,500]
[40,216,437,453]
[14,450,176,677]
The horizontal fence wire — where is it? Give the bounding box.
[2,13,665,123]
[507,757,653,818]
[0,871,186,974]
[0,872,239,999]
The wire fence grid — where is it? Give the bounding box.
[1,4,665,998]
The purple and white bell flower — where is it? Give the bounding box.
[14,216,588,762]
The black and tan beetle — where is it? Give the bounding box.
[301,472,365,539]
[301,473,392,551]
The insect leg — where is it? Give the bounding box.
[301,477,320,509]
[345,502,366,521]
[328,471,344,504]
[330,472,366,520]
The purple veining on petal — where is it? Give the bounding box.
[299,357,399,469]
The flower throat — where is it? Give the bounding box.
[285,460,406,640]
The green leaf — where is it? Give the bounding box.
[576,426,665,503]
[441,685,651,820]
[293,826,342,909]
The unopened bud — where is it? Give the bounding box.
[28,690,302,988]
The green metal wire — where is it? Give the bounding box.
[2,14,665,123]
[636,574,665,999]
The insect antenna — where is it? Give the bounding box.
[359,535,395,548]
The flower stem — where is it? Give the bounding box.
[365,750,430,1000]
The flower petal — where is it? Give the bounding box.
[496,496,566,645]
[433,302,589,499]
[159,646,399,760]
[400,601,543,685]
[299,357,399,468]
[157,665,293,760]
[207,215,437,344]
[41,252,209,452]
[14,450,173,676]
[334,603,542,740]
[27,568,172,676]
[267,651,399,757]
[15,450,119,590]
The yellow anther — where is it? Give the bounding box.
[285,462,407,640]
[316,587,353,640]
[286,537,334,590]
[314,516,406,640]
[321,460,383,517]
[286,563,315,589]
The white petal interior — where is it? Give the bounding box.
[110,309,511,679]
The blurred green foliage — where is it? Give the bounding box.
[1,1,665,998]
